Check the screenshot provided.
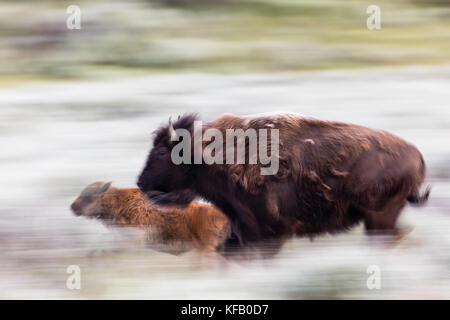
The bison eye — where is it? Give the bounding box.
[158,151,165,156]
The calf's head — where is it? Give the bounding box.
[70,181,112,218]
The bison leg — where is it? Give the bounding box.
[363,196,407,236]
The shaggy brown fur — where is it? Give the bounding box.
[137,113,430,250]
[71,182,230,253]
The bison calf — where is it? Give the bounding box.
[71,181,230,254]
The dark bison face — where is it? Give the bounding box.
[137,143,185,193]
[137,114,198,200]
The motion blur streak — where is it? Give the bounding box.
[1,0,450,299]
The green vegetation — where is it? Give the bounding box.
[1,0,450,82]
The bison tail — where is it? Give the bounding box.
[407,185,431,206]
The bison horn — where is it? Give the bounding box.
[168,121,177,141]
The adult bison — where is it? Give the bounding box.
[137,113,430,249]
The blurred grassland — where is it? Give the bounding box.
[0,0,450,84]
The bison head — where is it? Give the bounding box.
[137,114,198,206]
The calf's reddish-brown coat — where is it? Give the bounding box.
[71,182,230,253]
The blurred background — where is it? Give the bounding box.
[1,0,450,299]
